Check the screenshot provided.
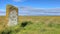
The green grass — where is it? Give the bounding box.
[0,16,60,34]
[0,21,60,34]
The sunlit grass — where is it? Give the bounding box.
[0,16,60,34]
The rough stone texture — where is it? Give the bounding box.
[6,5,18,26]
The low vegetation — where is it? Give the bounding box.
[0,16,60,34]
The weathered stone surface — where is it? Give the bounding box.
[6,5,18,26]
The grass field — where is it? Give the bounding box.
[0,16,60,34]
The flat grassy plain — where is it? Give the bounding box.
[0,16,60,34]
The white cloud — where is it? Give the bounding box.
[20,7,60,12]
[19,7,60,16]
[0,9,5,11]
[0,9,6,16]
[13,0,26,2]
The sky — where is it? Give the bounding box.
[0,0,60,16]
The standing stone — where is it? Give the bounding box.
[6,5,18,26]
